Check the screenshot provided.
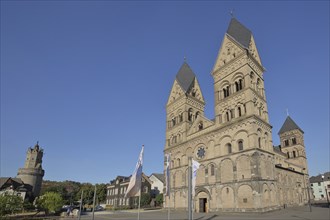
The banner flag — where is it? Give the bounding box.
[124,146,144,198]
[192,159,200,198]
[165,153,171,197]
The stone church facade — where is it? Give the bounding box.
[164,18,309,212]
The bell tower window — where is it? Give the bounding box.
[188,108,193,122]
[238,106,242,117]
[223,85,230,98]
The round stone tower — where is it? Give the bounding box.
[17,142,45,198]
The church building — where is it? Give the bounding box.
[164,18,309,212]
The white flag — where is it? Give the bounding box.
[165,153,171,197]
[192,159,200,198]
[125,146,144,198]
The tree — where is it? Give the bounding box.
[75,183,94,206]
[96,184,107,203]
[0,194,23,216]
[36,192,64,214]
[155,193,163,207]
[140,193,151,207]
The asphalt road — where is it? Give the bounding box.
[60,206,329,220]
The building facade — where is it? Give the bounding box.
[0,177,32,201]
[149,173,164,197]
[106,173,152,209]
[164,18,309,212]
[310,172,330,202]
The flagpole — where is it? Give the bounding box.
[166,153,170,220]
[168,195,170,220]
[92,185,96,220]
[137,145,144,220]
[78,190,83,220]
[138,188,141,220]
[188,157,192,220]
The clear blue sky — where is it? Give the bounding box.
[1,1,329,184]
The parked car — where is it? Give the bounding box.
[95,205,104,211]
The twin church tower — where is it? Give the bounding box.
[164,18,309,212]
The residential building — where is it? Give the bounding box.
[164,18,310,212]
[149,173,164,197]
[0,177,32,201]
[106,173,152,209]
[310,172,330,202]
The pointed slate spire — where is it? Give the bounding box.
[175,62,196,93]
[226,18,252,49]
[278,116,304,135]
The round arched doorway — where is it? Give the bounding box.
[195,190,210,213]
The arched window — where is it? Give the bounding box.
[177,158,181,167]
[179,113,183,122]
[195,111,200,119]
[238,140,243,151]
[284,140,289,146]
[287,152,290,159]
[188,108,193,122]
[172,118,176,126]
[293,151,296,158]
[256,78,260,90]
[292,137,297,145]
[223,88,227,98]
[210,164,215,176]
[235,79,243,92]
[226,111,230,122]
[198,122,203,130]
[227,143,232,154]
[223,85,230,98]
[258,137,262,148]
[238,106,242,117]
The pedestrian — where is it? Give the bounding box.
[66,206,71,216]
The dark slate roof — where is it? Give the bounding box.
[278,116,304,135]
[310,172,330,183]
[226,18,252,49]
[175,62,196,93]
[0,177,25,190]
[151,173,165,183]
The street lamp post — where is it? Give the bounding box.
[305,174,312,212]
[321,175,329,207]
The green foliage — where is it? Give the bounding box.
[74,183,107,206]
[155,193,163,206]
[140,193,151,207]
[95,183,107,203]
[36,192,64,214]
[23,200,35,211]
[41,180,107,207]
[0,194,23,216]
[75,183,94,205]
[41,180,81,205]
